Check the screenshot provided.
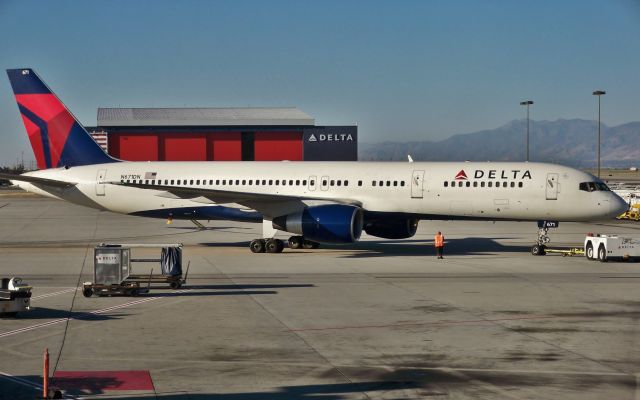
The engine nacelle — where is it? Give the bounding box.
[272,205,363,243]
[364,218,419,239]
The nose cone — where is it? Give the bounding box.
[611,193,629,216]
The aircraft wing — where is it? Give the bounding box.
[0,172,77,189]
[109,181,362,217]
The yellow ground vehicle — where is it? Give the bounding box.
[617,204,640,221]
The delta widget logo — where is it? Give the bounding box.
[455,170,468,180]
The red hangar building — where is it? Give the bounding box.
[87,107,357,162]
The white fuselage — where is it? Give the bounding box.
[13,161,627,223]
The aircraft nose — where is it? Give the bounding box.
[611,194,628,216]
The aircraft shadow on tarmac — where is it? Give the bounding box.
[200,238,531,257]
[7,307,126,321]
[8,366,636,399]
[168,225,252,231]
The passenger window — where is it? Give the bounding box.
[372,181,377,187]
[235,179,240,185]
[465,181,470,187]
[330,180,334,186]
[481,181,485,187]
[458,181,463,187]
[473,181,478,187]
[289,180,293,185]
[242,180,246,185]
[296,180,300,185]
[401,181,405,187]
[323,180,328,186]
[488,182,492,187]
[358,180,362,187]
[269,180,273,185]
[510,182,515,188]
[379,180,384,187]
[275,180,280,185]
[304,180,309,186]
[345,180,349,187]
[444,181,449,187]
[282,180,286,186]
[393,181,397,187]
[385,181,389,186]
[262,180,266,185]
[337,180,341,187]
[519,182,523,188]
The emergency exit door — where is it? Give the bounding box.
[546,173,558,200]
[411,170,425,199]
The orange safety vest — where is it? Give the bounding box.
[434,234,444,247]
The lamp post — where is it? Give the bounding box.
[592,90,606,178]
[520,100,534,161]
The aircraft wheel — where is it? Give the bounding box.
[250,239,266,253]
[597,245,607,262]
[531,244,546,256]
[585,242,594,260]
[288,236,303,249]
[302,239,319,249]
[82,287,93,298]
[266,239,284,253]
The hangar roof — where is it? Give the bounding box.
[97,107,315,127]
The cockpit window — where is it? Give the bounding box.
[579,182,610,192]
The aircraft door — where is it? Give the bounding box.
[411,170,425,199]
[320,176,329,191]
[96,169,107,196]
[546,173,559,200]
[308,176,317,191]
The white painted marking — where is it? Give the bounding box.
[31,288,77,300]
[0,289,190,339]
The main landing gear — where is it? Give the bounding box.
[249,236,320,253]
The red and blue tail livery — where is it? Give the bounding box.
[7,68,117,170]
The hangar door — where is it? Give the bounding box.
[411,170,425,199]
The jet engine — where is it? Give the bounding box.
[364,218,419,239]
[272,204,363,243]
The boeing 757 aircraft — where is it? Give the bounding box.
[1,69,628,254]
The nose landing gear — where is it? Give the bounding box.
[531,221,558,256]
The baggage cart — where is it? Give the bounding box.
[83,244,189,297]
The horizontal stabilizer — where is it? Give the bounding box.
[0,172,77,189]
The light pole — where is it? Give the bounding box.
[593,90,606,178]
[520,100,534,161]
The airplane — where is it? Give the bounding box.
[1,68,628,255]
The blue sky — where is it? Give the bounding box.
[0,0,638,166]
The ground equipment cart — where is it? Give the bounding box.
[83,243,189,297]
[0,277,32,317]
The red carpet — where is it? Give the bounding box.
[53,370,154,391]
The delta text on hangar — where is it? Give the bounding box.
[86,107,357,162]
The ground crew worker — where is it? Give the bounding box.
[434,231,444,259]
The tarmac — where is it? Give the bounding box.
[1,192,640,399]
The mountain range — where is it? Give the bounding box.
[358,119,640,168]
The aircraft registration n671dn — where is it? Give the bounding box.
[2,68,628,254]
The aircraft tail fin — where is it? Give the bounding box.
[6,68,118,170]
